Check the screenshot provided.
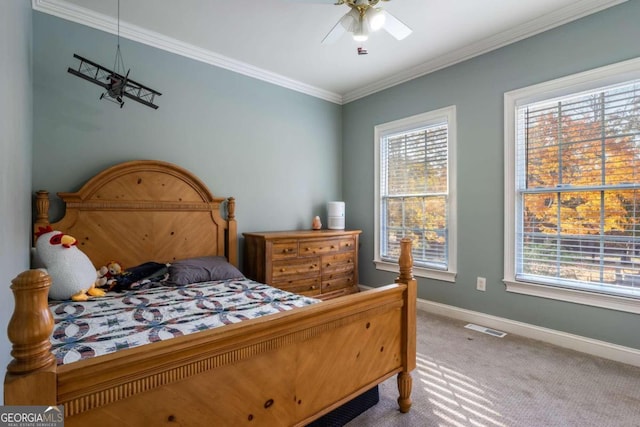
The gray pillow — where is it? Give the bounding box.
[168,256,244,285]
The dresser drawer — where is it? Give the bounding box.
[321,273,355,293]
[322,252,355,276]
[272,277,321,296]
[271,241,298,259]
[299,237,355,257]
[272,258,320,279]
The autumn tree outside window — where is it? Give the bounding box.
[374,106,457,282]
[505,59,640,313]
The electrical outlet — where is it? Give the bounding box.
[476,277,486,291]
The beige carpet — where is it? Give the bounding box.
[347,311,640,427]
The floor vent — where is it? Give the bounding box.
[464,323,507,338]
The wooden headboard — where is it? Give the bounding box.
[34,160,237,269]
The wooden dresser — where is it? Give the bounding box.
[243,230,361,300]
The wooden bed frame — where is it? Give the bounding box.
[5,160,416,426]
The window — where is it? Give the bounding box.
[375,106,457,281]
[505,58,640,313]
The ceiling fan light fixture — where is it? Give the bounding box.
[353,29,368,42]
[340,8,359,32]
[352,14,369,42]
[353,32,368,42]
[320,0,412,45]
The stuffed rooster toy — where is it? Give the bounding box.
[35,226,106,301]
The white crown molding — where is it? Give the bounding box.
[342,0,629,103]
[33,0,626,105]
[31,0,344,104]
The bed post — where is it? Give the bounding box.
[395,237,416,413]
[226,197,238,267]
[33,190,51,244]
[4,269,57,405]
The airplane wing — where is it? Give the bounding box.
[122,78,162,110]
[67,54,111,89]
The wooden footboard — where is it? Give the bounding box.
[5,239,416,426]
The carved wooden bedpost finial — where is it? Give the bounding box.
[396,237,414,284]
[227,197,236,219]
[5,269,57,406]
[226,197,238,267]
[227,197,236,220]
[7,270,55,374]
[34,191,51,245]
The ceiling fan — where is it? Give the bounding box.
[321,0,412,44]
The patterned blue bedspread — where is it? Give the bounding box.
[49,279,319,366]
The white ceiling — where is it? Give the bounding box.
[33,0,626,104]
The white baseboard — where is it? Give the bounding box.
[418,298,640,368]
[360,286,640,367]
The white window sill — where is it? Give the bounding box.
[374,260,456,282]
[504,279,640,314]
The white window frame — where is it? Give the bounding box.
[504,57,640,314]
[374,106,457,282]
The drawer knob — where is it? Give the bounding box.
[280,268,286,272]
[310,285,317,290]
[331,245,336,249]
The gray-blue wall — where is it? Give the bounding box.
[0,0,33,404]
[32,11,343,246]
[343,1,640,350]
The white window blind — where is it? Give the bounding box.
[515,80,640,299]
[381,124,448,268]
[375,106,456,280]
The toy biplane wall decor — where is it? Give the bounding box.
[67,54,162,109]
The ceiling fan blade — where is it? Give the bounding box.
[322,18,348,44]
[321,9,358,44]
[380,10,412,40]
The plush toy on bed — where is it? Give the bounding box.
[96,261,124,290]
[96,265,110,288]
[106,261,169,292]
[35,226,106,301]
